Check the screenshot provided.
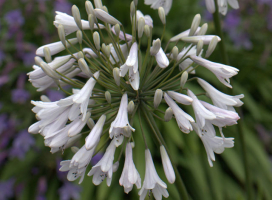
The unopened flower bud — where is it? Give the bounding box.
[87,118,95,130]
[35,56,43,66]
[40,62,60,79]
[144,25,150,37]
[105,91,111,104]
[154,89,163,109]
[133,0,138,6]
[72,5,82,30]
[78,58,93,77]
[130,142,135,148]
[196,40,203,56]
[94,9,122,25]
[88,14,95,30]
[189,14,201,36]
[128,101,135,114]
[205,36,219,58]
[85,1,94,15]
[158,7,166,25]
[76,30,83,45]
[43,47,52,63]
[138,17,145,38]
[172,46,178,60]
[71,146,79,153]
[93,31,100,51]
[130,2,135,18]
[180,71,188,88]
[94,0,103,9]
[160,145,175,184]
[150,39,161,55]
[40,95,50,102]
[164,107,173,121]
[114,24,120,38]
[57,24,66,46]
[102,6,108,13]
[102,43,110,58]
[77,51,84,59]
[113,67,120,86]
[197,23,208,36]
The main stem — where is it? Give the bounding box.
[212,1,252,199]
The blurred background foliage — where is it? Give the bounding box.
[0,0,272,199]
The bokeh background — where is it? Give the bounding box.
[0,0,272,199]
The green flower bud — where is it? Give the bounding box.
[113,67,120,86]
[71,146,79,153]
[114,24,120,37]
[128,101,135,114]
[72,5,82,30]
[154,89,163,109]
[93,31,100,51]
[43,47,52,63]
[87,118,95,130]
[158,7,166,25]
[40,62,60,79]
[88,14,95,30]
[164,107,173,122]
[180,71,188,88]
[57,24,66,46]
[172,46,178,60]
[138,17,145,38]
[105,91,111,104]
[196,40,203,56]
[85,1,94,15]
[144,25,150,37]
[205,36,219,58]
[189,14,201,36]
[197,23,208,36]
[78,58,93,77]
[94,0,103,9]
[76,30,83,45]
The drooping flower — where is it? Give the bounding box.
[164,92,195,133]
[197,78,244,110]
[160,145,175,184]
[139,149,169,200]
[192,122,234,167]
[191,55,239,88]
[109,93,135,146]
[119,143,141,193]
[144,0,173,15]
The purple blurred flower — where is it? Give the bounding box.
[0,75,9,87]
[46,90,65,101]
[91,152,103,166]
[36,177,47,200]
[5,10,24,26]
[54,0,72,14]
[11,89,30,104]
[9,130,35,160]
[0,178,15,200]
[0,114,8,134]
[22,52,36,66]
[58,182,81,200]
[224,10,240,30]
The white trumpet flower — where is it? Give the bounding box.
[139,149,169,200]
[164,93,195,133]
[192,122,234,167]
[191,55,239,88]
[144,0,173,15]
[119,143,141,193]
[197,78,244,110]
[187,89,216,128]
[109,93,135,146]
[54,11,104,36]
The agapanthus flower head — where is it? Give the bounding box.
[28,0,243,199]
